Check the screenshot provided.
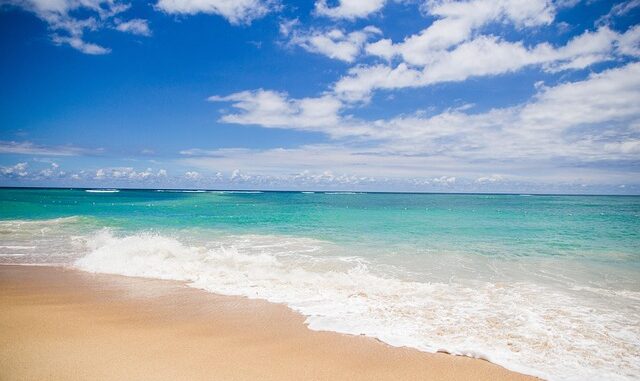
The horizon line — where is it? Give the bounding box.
[0,185,638,197]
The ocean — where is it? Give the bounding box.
[1,188,638,380]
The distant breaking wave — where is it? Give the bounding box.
[85,189,119,193]
[211,191,264,194]
[155,190,206,193]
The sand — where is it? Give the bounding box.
[0,265,537,381]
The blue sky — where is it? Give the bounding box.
[0,0,639,193]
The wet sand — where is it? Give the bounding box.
[0,265,537,380]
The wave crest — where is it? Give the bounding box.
[73,230,640,381]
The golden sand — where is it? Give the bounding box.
[0,265,537,381]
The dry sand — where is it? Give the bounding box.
[0,265,537,381]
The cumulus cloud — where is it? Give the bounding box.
[338,26,639,101]
[94,167,167,180]
[476,174,505,183]
[376,0,556,65]
[213,62,640,154]
[0,162,28,177]
[305,1,639,102]
[208,89,346,134]
[184,170,202,180]
[286,26,382,63]
[2,0,135,54]
[314,0,386,20]
[369,62,640,161]
[208,62,640,186]
[0,162,174,185]
[616,25,640,57]
[291,170,374,186]
[38,162,66,178]
[230,169,251,181]
[155,0,276,25]
[3,0,638,192]
[179,143,638,189]
[431,175,456,185]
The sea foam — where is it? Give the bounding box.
[72,229,640,381]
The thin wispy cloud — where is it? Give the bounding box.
[2,0,133,54]
[114,18,152,36]
[0,141,90,156]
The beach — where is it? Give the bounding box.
[0,265,536,381]
[1,190,638,380]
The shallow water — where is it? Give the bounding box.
[1,188,639,380]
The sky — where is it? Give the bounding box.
[0,0,639,193]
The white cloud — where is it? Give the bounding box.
[339,26,639,101]
[333,63,421,102]
[94,167,167,180]
[115,18,151,36]
[314,0,386,20]
[4,0,277,52]
[180,143,638,188]
[155,0,276,24]
[616,25,640,57]
[605,140,640,155]
[598,0,640,25]
[371,0,555,66]
[38,162,66,178]
[518,62,640,133]
[306,0,637,102]
[367,63,640,162]
[278,18,299,36]
[287,26,382,63]
[0,162,28,177]
[230,169,251,181]
[290,170,374,185]
[2,165,170,184]
[476,174,505,183]
[0,141,88,156]
[51,35,111,54]
[3,0,133,54]
[208,62,640,185]
[431,175,456,185]
[208,89,346,134]
[184,170,202,180]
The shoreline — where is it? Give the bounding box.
[0,264,538,380]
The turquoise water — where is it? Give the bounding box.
[1,188,639,380]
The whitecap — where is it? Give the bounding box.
[85,189,119,193]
